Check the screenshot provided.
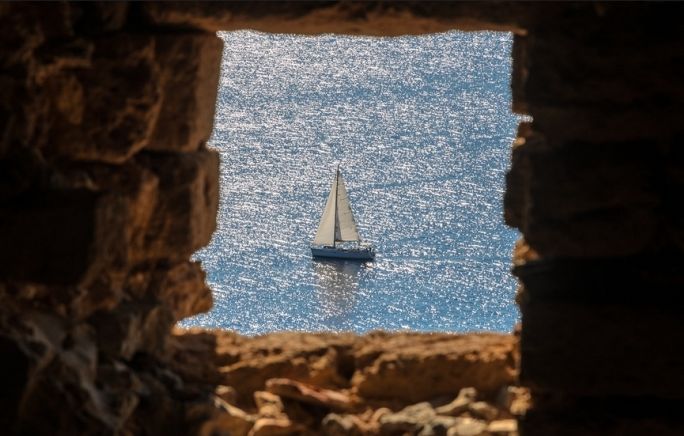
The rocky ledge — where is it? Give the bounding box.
[166,329,526,435]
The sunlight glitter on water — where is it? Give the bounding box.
[184,30,523,334]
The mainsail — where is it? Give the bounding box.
[313,168,360,246]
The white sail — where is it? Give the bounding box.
[313,168,361,246]
[313,173,338,246]
[334,173,360,242]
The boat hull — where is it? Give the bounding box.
[311,246,375,260]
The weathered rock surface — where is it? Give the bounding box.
[43,34,161,163]
[436,387,477,416]
[266,378,354,411]
[487,419,517,435]
[147,34,222,153]
[446,418,488,436]
[142,2,527,35]
[352,333,517,403]
[191,397,255,436]
[379,402,438,434]
[164,329,520,436]
[249,417,304,436]
[322,413,365,436]
[5,2,684,435]
[137,150,220,262]
[255,391,286,418]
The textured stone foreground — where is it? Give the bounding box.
[167,329,526,435]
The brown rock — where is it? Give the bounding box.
[436,387,478,416]
[430,416,460,435]
[322,413,364,436]
[166,328,223,386]
[248,417,304,436]
[68,3,129,34]
[379,402,437,435]
[446,417,488,436]
[254,391,285,418]
[468,401,499,421]
[214,332,355,404]
[88,300,173,359]
[142,2,526,35]
[152,261,212,321]
[193,399,254,436]
[506,137,660,258]
[137,149,219,261]
[217,385,238,405]
[147,34,222,152]
[487,419,518,435]
[371,407,393,424]
[41,159,160,273]
[123,261,212,323]
[265,378,353,411]
[520,298,684,398]
[496,386,530,416]
[353,333,516,403]
[43,34,161,163]
[3,307,122,435]
[0,190,126,286]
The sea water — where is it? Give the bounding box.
[183,31,523,334]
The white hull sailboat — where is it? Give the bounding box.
[311,166,375,260]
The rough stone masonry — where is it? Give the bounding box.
[1,2,684,435]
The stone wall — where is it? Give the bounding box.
[504,4,684,435]
[1,2,683,435]
[0,3,222,433]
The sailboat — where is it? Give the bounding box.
[311,166,376,260]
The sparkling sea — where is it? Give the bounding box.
[184,31,522,334]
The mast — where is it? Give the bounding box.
[333,164,339,248]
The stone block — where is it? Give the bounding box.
[520,299,684,398]
[435,387,477,416]
[511,34,528,115]
[125,261,212,321]
[88,299,174,360]
[43,34,161,163]
[527,141,658,221]
[503,136,532,229]
[137,149,219,261]
[147,33,222,152]
[487,418,517,435]
[265,378,353,411]
[69,3,129,34]
[523,23,684,109]
[249,417,301,436]
[665,139,684,252]
[469,401,499,421]
[445,417,487,436]
[0,306,122,435]
[190,398,254,436]
[0,3,73,66]
[142,2,526,35]
[0,3,75,157]
[526,207,658,258]
[505,136,662,257]
[529,105,684,145]
[0,335,30,429]
[520,399,684,436]
[155,261,213,320]
[352,333,516,403]
[254,391,285,418]
[0,189,125,285]
[322,413,364,436]
[379,402,437,435]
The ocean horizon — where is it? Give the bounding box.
[183,30,523,334]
